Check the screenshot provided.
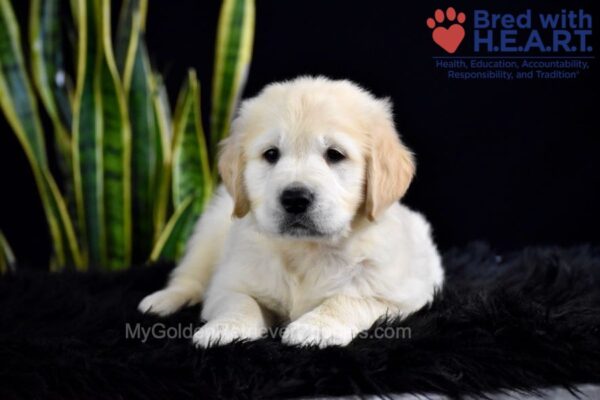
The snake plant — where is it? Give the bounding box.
[0,0,255,271]
[0,230,16,273]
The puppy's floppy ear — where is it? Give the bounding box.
[364,101,415,221]
[218,133,251,218]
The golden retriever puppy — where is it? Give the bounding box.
[139,76,443,348]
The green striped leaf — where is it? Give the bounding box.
[0,231,16,274]
[30,0,78,240]
[41,168,84,270]
[29,0,73,174]
[172,70,212,209]
[116,0,158,263]
[163,70,212,261]
[0,0,82,270]
[149,196,199,262]
[71,0,106,267]
[115,0,147,83]
[72,0,132,269]
[210,0,254,175]
[115,0,136,75]
[150,73,172,241]
[99,0,132,269]
[0,0,47,166]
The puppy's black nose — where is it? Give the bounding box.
[280,187,314,214]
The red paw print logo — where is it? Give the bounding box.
[426,7,466,54]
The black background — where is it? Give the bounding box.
[1,0,599,267]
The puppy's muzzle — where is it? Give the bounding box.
[280,186,314,215]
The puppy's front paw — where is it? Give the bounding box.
[282,318,356,348]
[138,288,196,317]
[193,320,264,348]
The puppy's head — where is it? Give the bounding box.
[219,77,414,240]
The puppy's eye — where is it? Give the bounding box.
[325,148,346,163]
[262,147,280,164]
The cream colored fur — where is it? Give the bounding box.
[139,77,443,348]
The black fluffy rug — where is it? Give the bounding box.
[1,243,599,400]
